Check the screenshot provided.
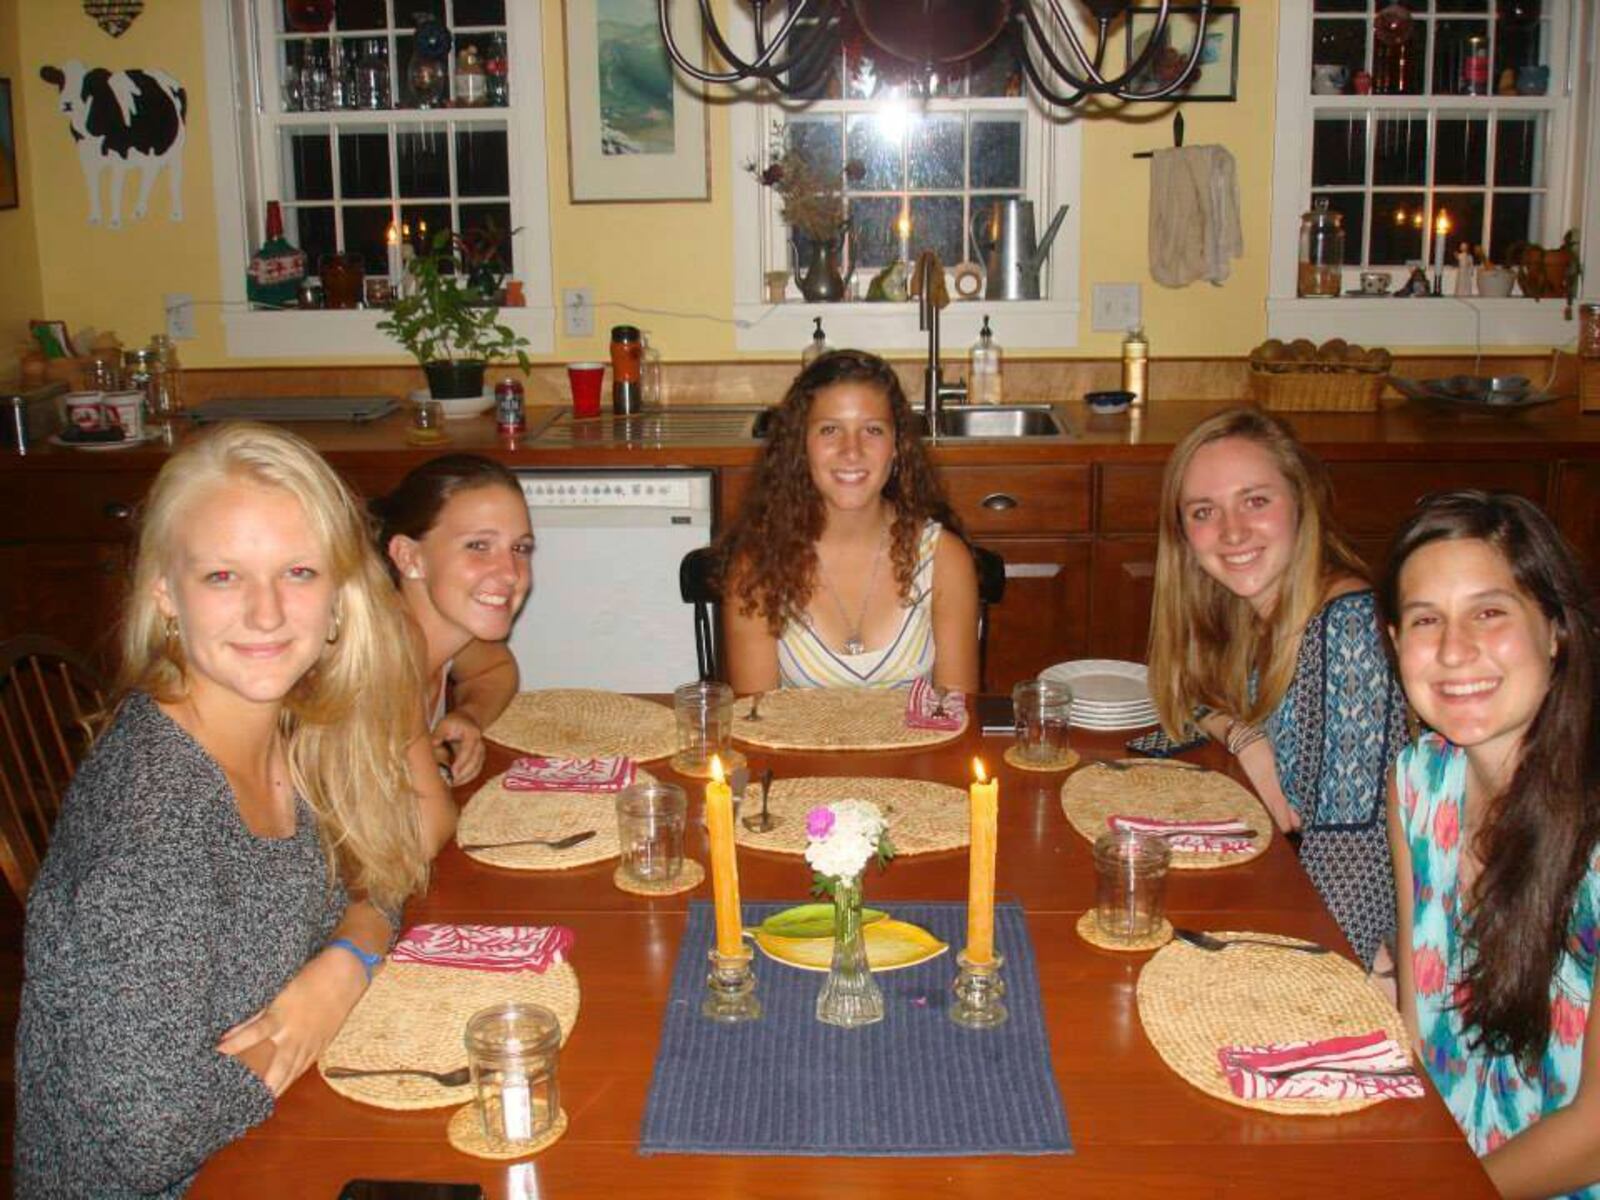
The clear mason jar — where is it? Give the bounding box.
[1297,198,1345,297]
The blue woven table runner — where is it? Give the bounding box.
[638,901,1072,1157]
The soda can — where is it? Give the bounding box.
[495,377,525,435]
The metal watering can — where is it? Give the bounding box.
[970,199,1069,301]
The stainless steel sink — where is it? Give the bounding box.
[750,404,1063,440]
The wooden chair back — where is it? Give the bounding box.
[0,635,104,902]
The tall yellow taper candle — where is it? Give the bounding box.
[966,756,998,965]
[706,755,744,957]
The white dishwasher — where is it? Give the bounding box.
[507,470,713,693]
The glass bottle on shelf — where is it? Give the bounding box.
[1297,198,1345,297]
[301,41,333,111]
[408,14,451,109]
[454,43,488,107]
[486,34,510,107]
[145,334,184,421]
[355,39,391,110]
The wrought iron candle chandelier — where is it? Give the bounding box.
[658,0,1218,107]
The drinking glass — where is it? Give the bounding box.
[672,680,733,776]
[464,1002,562,1147]
[1093,830,1171,943]
[615,781,687,885]
[1012,679,1073,768]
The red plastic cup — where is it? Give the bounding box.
[567,362,606,418]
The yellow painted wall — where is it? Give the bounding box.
[0,1,1401,366]
[0,0,46,370]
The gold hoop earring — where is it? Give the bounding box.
[326,608,342,645]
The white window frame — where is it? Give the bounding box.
[201,1,554,359]
[1266,0,1599,347]
[729,14,1082,353]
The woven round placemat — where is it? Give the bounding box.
[1137,932,1410,1115]
[319,961,580,1111]
[1076,910,1172,952]
[733,776,969,856]
[447,1104,569,1161]
[613,857,705,895]
[1004,746,1080,774]
[457,767,660,870]
[485,690,676,761]
[732,688,966,752]
[1060,762,1271,869]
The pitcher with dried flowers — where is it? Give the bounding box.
[748,126,866,302]
[805,800,895,1027]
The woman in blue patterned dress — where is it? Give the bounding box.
[1149,408,1405,968]
[1381,491,1600,1198]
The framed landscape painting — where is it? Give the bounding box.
[563,0,710,203]
[0,79,18,210]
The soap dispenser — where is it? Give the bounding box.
[969,315,1002,405]
[802,316,832,367]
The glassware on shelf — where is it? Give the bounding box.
[454,43,489,107]
[486,34,510,107]
[301,42,333,112]
[355,39,391,110]
[332,41,359,110]
[1371,3,1415,95]
[1460,35,1489,95]
[1297,197,1345,298]
[281,55,304,112]
[408,52,449,109]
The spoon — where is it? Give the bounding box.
[459,830,597,853]
[323,1064,473,1087]
[742,768,776,832]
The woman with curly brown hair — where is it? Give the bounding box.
[718,350,978,694]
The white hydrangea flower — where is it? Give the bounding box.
[803,799,888,882]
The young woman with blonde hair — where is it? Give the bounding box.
[1148,408,1406,968]
[719,349,978,694]
[16,424,450,1197]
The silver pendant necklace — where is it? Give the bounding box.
[821,523,888,656]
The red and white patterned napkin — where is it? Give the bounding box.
[905,677,966,731]
[1218,1030,1424,1102]
[1109,813,1255,854]
[390,924,575,974]
[502,755,636,793]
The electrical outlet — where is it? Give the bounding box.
[1090,282,1142,333]
[164,293,196,341]
[562,287,594,338]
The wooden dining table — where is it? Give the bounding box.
[193,715,1496,1199]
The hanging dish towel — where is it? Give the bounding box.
[1148,144,1244,288]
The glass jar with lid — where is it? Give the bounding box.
[1297,198,1345,297]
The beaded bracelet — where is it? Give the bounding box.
[1225,719,1267,757]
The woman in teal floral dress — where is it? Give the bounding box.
[1381,492,1600,1198]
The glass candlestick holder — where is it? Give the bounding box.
[948,950,1008,1030]
[702,947,762,1023]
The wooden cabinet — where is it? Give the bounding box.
[1552,461,1600,585]
[977,537,1090,691]
[1088,538,1158,664]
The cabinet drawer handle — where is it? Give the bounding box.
[980,492,1018,512]
[103,501,132,520]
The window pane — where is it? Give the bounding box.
[342,205,393,274]
[338,130,391,198]
[289,205,336,264]
[460,203,515,274]
[1312,191,1365,268]
[909,195,963,265]
[456,127,509,196]
[397,127,449,197]
[908,115,963,190]
[1433,20,1489,95]
[399,203,452,256]
[970,117,1022,189]
[1434,114,1487,185]
[846,196,899,270]
[1433,191,1483,255]
[1493,18,1546,78]
[1370,192,1427,264]
[1312,116,1367,186]
[452,0,505,24]
[1313,0,1366,11]
[284,128,334,201]
[1312,19,1367,76]
[1488,191,1537,261]
[334,0,388,30]
[1494,114,1543,187]
[847,113,904,191]
[787,116,843,181]
[1374,113,1427,185]
[1435,0,1488,11]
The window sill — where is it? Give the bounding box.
[732,300,1081,353]
[1266,296,1578,347]
[221,306,556,359]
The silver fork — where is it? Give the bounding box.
[745,692,764,721]
[1096,758,1203,772]
[459,829,596,852]
[324,1064,473,1087]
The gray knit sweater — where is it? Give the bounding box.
[15,692,346,1198]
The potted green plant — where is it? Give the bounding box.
[377,229,531,399]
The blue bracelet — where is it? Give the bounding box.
[327,936,383,983]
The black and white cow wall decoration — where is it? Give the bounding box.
[38,60,186,228]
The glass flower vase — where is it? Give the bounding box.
[815,873,884,1027]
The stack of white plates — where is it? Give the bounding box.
[1038,659,1157,731]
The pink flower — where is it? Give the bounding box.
[1432,799,1460,852]
[805,806,836,840]
[1551,993,1588,1046]
[1413,944,1449,995]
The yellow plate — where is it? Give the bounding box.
[749,919,949,973]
